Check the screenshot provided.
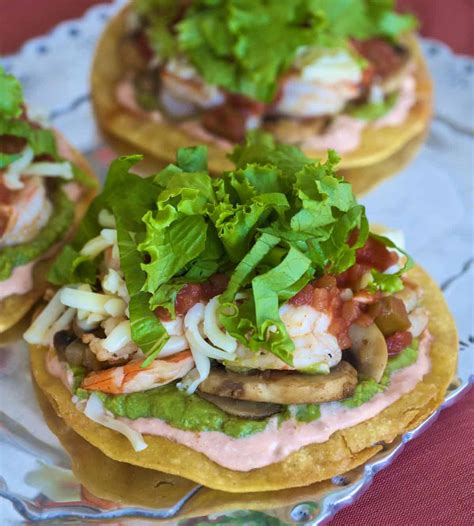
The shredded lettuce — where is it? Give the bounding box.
[0,69,90,182]
[0,118,58,158]
[0,67,23,119]
[136,134,370,363]
[368,232,414,293]
[50,156,169,365]
[136,0,417,102]
[51,132,410,366]
[0,152,21,169]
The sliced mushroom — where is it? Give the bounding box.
[198,393,281,420]
[198,361,358,405]
[348,323,388,382]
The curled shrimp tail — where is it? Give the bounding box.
[81,350,194,394]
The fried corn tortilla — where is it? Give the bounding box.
[34,382,379,518]
[0,145,96,334]
[91,7,432,181]
[30,266,458,493]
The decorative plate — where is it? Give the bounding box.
[1,1,472,523]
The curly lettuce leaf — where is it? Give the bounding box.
[219,239,312,365]
[0,118,58,158]
[176,145,208,172]
[0,152,21,168]
[251,246,312,364]
[49,155,155,283]
[139,0,416,101]
[220,232,280,303]
[140,214,208,293]
[48,246,96,286]
[138,135,387,364]
[62,135,411,367]
[116,222,168,366]
[368,232,414,293]
[229,131,312,178]
[209,192,289,262]
[0,67,23,119]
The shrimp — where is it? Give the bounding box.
[395,283,422,313]
[274,76,361,118]
[274,50,363,118]
[160,59,224,111]
[232,304,342,373]
[408,307,429,338]
[81,350,194,394]
[0,176,52,247]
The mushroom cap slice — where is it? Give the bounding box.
[198,361,358,405]
[348,323,388,383]
[197,393,282,420]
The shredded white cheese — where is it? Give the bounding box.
[60,288,126,316]
[24,289,66,345]
[84,393,147,452]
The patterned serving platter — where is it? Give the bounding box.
[1,1,473,523]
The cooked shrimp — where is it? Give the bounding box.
[395,283,422,313]
[274,50,363,118]
[232,304,341,373]
[161,59,224,111]
[408,307,429,338]
[275,77,361,118]
[81,351,194,394]
[0,176,52,247]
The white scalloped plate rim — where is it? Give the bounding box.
[0,1,472,523]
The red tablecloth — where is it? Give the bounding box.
[1,0,473,55]
[0,2,472,525]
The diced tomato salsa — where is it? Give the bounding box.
[155,274,229,319]
[386,330,413,355]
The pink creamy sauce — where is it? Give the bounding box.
[46,349,73,388]
[122,330,432,471]
[0,261,36,300]
[47,331,432,470]
[0,238,63,299]
[302,115,366,153]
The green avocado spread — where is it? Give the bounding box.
[96,340,419,438]
[0,188,74,281]
[348,92,398,121]
[343,340,420,408]
[102,384,268,438]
